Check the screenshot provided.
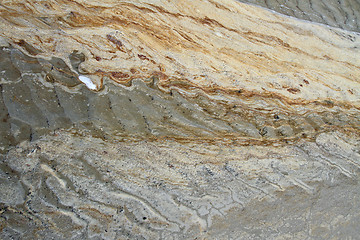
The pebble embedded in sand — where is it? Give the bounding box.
[78,75,97,90]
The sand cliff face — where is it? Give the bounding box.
[0,0,359,239]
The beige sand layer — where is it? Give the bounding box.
[0,0,359,106]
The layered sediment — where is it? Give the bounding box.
[0,0,359,239]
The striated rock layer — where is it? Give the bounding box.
[0,0,359,239]
[1,130,360,239]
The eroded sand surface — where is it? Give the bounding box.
[238,0,360,32]
[0,0,359,239]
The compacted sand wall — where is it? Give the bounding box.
[0,0,359,239]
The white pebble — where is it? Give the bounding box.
[78,75,97,90]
